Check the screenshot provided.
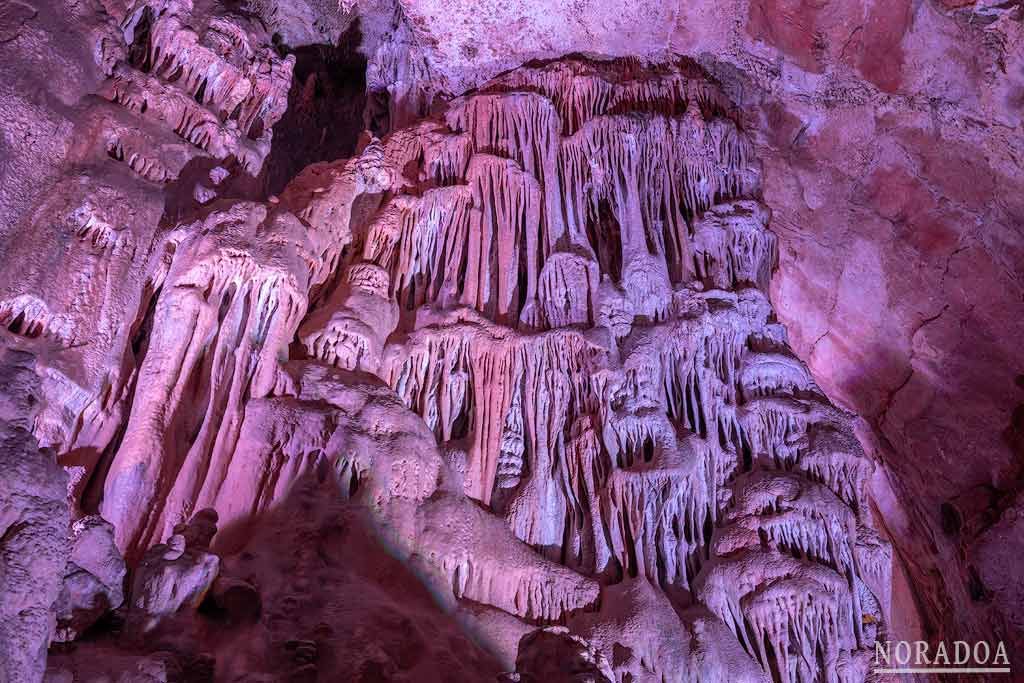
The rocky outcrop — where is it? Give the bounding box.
[26,56,888,682]
[500,627,615,683]
[53,515,126,642]
[0,347,69,683]
[0,0,1018,680]
[126,509,220,634]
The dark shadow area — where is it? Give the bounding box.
[264,22,370,195]
[48,470,504,682]
[585,198,623,283]
[506,628,612,683]
[210,473,503,681]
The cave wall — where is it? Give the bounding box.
[378,0,1024,655]
[0,0,1020,681]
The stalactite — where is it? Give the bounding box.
[698,550,862,683]
[40,54,893,682]
[693,200,777,291]
[100,203,315,555]
[495,390,526,490]
[336,59,886,680]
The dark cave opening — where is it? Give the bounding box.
[585,198,623,283]
[263,21,375,195]
[125,7,155,72]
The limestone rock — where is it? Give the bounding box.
[37,54,894,683]
[502,627,614,683]
[127,510,221,634]
[0,348,69,683]
[0,0,1016,678]
[54,516,127,642]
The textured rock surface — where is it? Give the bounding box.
[54,516,126,642]
[127,509,221,634]
[354,0,1024,655]
[0,346,69,683]
[335,0,1024,660]
[0,0,1019,681]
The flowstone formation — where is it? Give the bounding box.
[343,58,890,681]
[0,0,294,520]
[23,52,895,681]
[0,0,898,673]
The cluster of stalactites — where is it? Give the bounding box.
[380,315,603,504]
[99,0,294,178]
[484,57,740,137]
[101,66,269,173]
[257,58,886,682]
[697,549,872,683]
[377,298,816,596]
[339,61,758,334]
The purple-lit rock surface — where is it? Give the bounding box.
[0,0,1020,681]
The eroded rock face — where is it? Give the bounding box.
[54,516,126,643]
[16,55,895,682]
[0,0,1018,681]
[0,347,69,683]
